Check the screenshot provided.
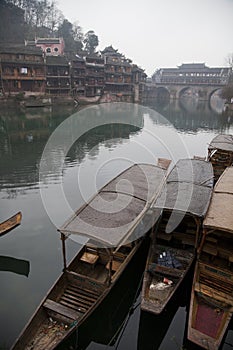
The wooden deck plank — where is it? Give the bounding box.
[67,282,101,297]
[65,289,96,302]
[59,300,87,313]
[157,232,172,241]
[44,299,79,320]
[61,294,93,307]
[202,243,218,256]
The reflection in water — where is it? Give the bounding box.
[0,104,143,193]
[0,101,233,350]
[147,99,233,133]
[0,256,30,277]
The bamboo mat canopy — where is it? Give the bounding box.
[203,167,233,233]
[59,164,167,248]
[208,134,233,153]
[153,158,213,218]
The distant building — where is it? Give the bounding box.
[69,54,86,97]
[101,46,133,102]
[0,40,147,102]
[152,63,232,85]
[132,64,147,102]
[0,44,45,96]
[26,38,65,56]
[46,56,70,95]
[85,53,105,97]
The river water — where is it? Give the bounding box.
[0,98,233,350]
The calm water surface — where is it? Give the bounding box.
[0,99,233,350]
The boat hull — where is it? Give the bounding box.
[141,244,194,314]
[11,239,143,350]
[188,262,233,350]
[0,212,22,236]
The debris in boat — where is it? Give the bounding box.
[150,282,171,290]
[163,277,173,285]
[157,250,182,269]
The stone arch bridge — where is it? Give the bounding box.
[156,83,223,101]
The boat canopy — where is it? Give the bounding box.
[208,134,233,153]
[203,167,233,233]
[59,164,166,247]
[153,159,213,218]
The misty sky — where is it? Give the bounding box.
[57,0,233,76]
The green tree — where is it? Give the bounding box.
[0,0,25,43]
[72,21,84,51]
[84,30,99,54]
[57,19,76,51]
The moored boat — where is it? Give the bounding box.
[11,162,169,350]
[188,166,233,350]
[0,211,22,236]
[141,158,213,315]
[207,134,233,182]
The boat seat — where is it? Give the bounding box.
[106,260,122,272]
[173,232,195,246]
[44,299,79,320]
[157,232,172,241]
[202,243,218,257]
[80,252,99,265]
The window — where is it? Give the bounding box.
[46,47,51,53]
[20,67,28,74]
[54,47,59,52]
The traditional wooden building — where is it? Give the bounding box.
[0,45,45,96]
[152,63,231,85]
[85,53,105,98]
[0,40,147,102]
[34,38,65,56]
[132,64,147,102]
[69,54,86,98]
[101,46,133,102]
[46,56,70,95]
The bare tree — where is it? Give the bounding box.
[225,53,233,68]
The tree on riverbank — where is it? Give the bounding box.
[2,0,99,53]
[84,30,99,54]
[221,53,233,102]
[0,1,25,43]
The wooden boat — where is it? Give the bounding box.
[188,166,233,350]
[74,236,150,350]
[11,162,169,350]
[141,158,213,315]
[0,211,22,236]
[207,134,233,182]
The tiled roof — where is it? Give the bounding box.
[36,38,61,44]
[46,55,69,65]
[0,44,43,55]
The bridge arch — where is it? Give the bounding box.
[177,86,193,99]
[155,83,226,103]
[157,86,170,99]
[208,87,222,101]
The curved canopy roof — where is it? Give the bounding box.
[59,164,166,247]
[153,158,213,218]
[208,134,233,153]
[203,167,233,233]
